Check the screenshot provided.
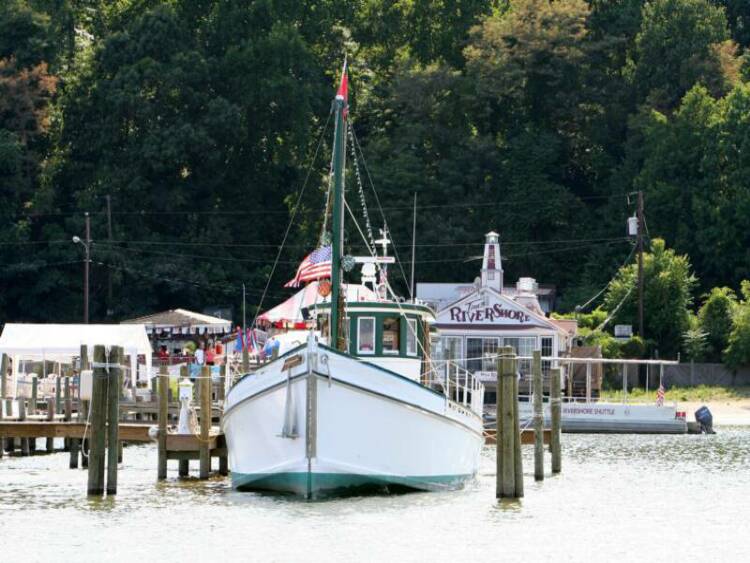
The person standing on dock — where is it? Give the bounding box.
[205,341,215,366]
[158,345,169,366]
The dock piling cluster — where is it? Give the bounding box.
[87,344,123,496]
[496,346,524,499]
[496,347,563,500]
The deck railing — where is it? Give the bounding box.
[426,360,485,415]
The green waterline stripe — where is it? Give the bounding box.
[233,471,473,495]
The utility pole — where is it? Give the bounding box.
[106,195,113,317]
[637,191,645,339]
[84,212,91,324]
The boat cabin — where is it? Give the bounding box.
[310,300,435,382]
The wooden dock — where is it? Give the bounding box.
[1,346,229,492]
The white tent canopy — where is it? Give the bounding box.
[0,323,153,384]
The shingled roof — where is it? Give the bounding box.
[121,308,231,335]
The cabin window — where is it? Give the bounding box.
[406,318,418,356]
[357,317,375,354]
[382,316,400,354]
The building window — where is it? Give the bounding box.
[406,318,418,356]
[357,317,375,354]
[467,337,499,373]
[504,337,536,375]
[382,317,400,354]
[541,336,553,376]
[443,337,462,360]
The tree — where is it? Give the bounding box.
[0,0,53,68]
[698,286,736,361]
[682,327,709,362]
[724,281,750,370]
[632,0,738,112]
[634,85,720,284]
[603,238,697,356]
[716,1,750,47]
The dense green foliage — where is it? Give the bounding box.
[603,238,696,356]
[724,282,750,369]
[697,287,736,360]
[4,1,750,364]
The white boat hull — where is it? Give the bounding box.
[223,341,484,497]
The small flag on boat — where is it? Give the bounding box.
[656,381,665,407]
[285,245,332,288]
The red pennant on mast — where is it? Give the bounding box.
[336,58,348,117]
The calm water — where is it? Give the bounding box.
[2,429,749,562]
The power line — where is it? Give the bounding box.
[399,239,631,264]
[12,191,628,220]
[379,192,629,211]
[93,243,298,264]
[94,260,288,299]
[0,240,71,246]
[0,259,83,268]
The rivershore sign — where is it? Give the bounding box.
[418,232,577,406]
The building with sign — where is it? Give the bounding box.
[417,232,577,404]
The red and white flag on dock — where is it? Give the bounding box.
[656,382,665,407]
[285,246,332,288]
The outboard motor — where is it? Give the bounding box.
[694,405,715,434]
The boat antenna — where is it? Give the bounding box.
[410,192,417,301]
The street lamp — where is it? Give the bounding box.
[72,212,91,323]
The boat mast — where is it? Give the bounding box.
[330,59,348,351]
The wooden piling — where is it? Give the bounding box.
[496,346,518,498]
[242,346,250,373]
[157,365,168,480]
[0,353,8,399]
[30,376,38,415]
[106,346,122,495]
[63,376,72,421]
[63,375,72,452]
[177,365,189,476]
[69,436,80,469]
[45,398,54,451]
[550,367,562,474]
[2,398,13,453]
[55,376,62,415]
[532,350,544,482]
[19,398,30,455]
[512,366,523,498]
[199,366,211,479]
[80,344,90,426]
[87,345,108,495]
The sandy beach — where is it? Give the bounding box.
[680,399,750,426]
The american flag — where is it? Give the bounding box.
[656,381,665,407]
[284,246,332,288]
